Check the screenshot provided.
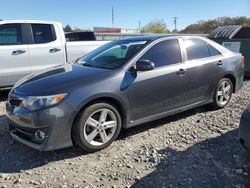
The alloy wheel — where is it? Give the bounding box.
[216,80,232,106]
[83,108,117,146]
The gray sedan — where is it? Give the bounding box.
[6,35,244,152]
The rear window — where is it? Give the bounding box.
[78,32,96,41]
[65,32,96,41]
[31,24,56,44]
[65,33,76,41]
[0,24,22,45]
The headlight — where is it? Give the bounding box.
[21,93,67,111]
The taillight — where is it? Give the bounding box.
[240,56,245,64]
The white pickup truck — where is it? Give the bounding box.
[0,20,109,88]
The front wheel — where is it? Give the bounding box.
[72,102,122,152]
[211,78,233,109]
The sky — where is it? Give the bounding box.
[0,0,249,31]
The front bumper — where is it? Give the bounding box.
[6,98,77,151]
[239,109,250,150]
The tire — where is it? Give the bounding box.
[211,78,233,109]
[72,102,122,152]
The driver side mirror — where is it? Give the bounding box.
[136,60,155,72]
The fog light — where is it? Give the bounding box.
[35,130,46,141]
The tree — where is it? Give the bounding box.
[172,29,179,33]
[73,27,82,32]
[141,19,170,33]
[63,25,72,32]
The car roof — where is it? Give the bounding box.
[119,34,231,55]
[119,34,210,42]
[119,34,178,42]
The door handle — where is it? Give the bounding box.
[177,68,186,76]
[12,50,26,55]
[217,60,223,66]
[49,48,61,53]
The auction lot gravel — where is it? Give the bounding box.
[1,81,250,188]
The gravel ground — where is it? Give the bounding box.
[0,81,250,188]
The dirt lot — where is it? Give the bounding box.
[0,81,250,188]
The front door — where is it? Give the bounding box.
[127,39,187,121]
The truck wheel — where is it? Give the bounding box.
[211,78,233,109]
[72,102,121,152]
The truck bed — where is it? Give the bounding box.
[66,41,110,63]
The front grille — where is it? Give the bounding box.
[9,98,23,107]
[6,92,25,114]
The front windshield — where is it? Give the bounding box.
[78,40,148,69]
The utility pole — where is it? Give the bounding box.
[112,6,114,28]
[138,20,141,30]
[174,17,178,31]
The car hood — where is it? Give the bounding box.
[13,64,114,95]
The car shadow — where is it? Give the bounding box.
[0,134,88,173]
[119,106,211,140]
[0,106,216,173]
[244,76,250,81]
[132,129,250,188]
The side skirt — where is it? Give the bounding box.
[126,99,212,128]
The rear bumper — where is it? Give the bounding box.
[239,110,250,150]
[6,102,77,151]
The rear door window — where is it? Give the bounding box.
[184,38,210,60]
[31,24,56,44]
[208,44,221,56]
[0,24,22,45]
[140,39,182,68]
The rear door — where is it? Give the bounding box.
[0,23,30,87]
[28,23,66,74]
[127,39,187,121]
[182,38,224,105]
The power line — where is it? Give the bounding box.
[112,6,114,27]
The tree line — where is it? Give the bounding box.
[180,16,250,34]
[63,25,91,32]
[63,16,250,34]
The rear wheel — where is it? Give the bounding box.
[72,102,121,152]
[211,78,233,109]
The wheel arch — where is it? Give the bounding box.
[222,73,236,93]
[71,96,128,131]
